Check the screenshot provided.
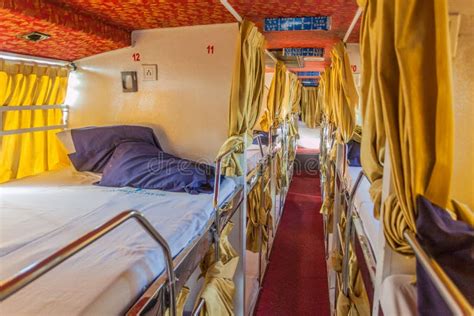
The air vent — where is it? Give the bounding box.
[265,49,305,68]
[18,32,51,43]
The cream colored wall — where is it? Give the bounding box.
[450,8,474,208]
[66,23,239,162]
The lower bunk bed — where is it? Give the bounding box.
[0,159,243,315]
[331,163,417,316]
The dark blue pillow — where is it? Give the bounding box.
[68,125,161,172]
[98,141,215,194]
[416,196,474,315]
[346,140,361,167]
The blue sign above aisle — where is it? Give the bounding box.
[283,48,324,57]
[264,16,331,32]
[301,79,319,87]
[296,71,321,77]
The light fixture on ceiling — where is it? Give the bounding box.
[304,57,325,62]
[18,31,51,43]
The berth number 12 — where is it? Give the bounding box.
[207,45,214,54]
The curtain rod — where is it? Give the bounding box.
[0,51,75,69]
[343,8,362,43]
[219,1,278,65]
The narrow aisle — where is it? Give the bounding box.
[256,159,329,315]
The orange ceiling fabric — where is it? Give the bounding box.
[0,0,130,61]
[49,0,236,30]
[0,0,360,66]
[231,0,360,72]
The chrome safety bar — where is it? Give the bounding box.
[213,145,240,261]
[0,210,177,316]
[404,230,473,316]
[0,104,69,136]
[341,170,365,296]
[192,298,206,315]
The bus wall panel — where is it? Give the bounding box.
[451,11,474,209]
[66,23,239,162]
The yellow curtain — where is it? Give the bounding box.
[358,0,385,219]
[259,61,287,132]
[217,20,265,176]
[197,222,239,315]
[246,165,273,253]
[336,250,370,316]
[330,42,358,144]
[357,0,455,254]
[290,74,302,114]
[164,287,190,316]
[0,60,70,183]
[301,87,320,128]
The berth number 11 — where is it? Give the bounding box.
[207,45,214,54]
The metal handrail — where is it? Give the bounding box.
[404,230,473,316]
[212,144,240,261]
[342,169,365,295]
[0,210,177,316]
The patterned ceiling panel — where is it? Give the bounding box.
[1,0,360,65]
[230,0,360,72]
[0,0,130,61]
[49,0,236,30]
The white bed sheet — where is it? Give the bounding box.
[0,167,236,315]
[381,274,418,316]
[345,166,380,257]
[247,144,267,172]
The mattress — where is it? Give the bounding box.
[297,121,320,150]
[380,274,418,316]
[0,167,236,315]
[247,144,267,172]
[345,166,380,257]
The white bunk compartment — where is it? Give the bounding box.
[334,144,417,316]
[0,22,249,315]
[244,131,277,315]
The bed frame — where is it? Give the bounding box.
[0,145,244,316]
[323,136,473,316]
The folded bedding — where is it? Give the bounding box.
[416,196,474,315]
[67,125,162,172]
[59,125,215,194]
[99,141,214,194]
[346,140,361,167]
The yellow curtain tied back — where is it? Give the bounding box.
[0,60,70,183]
[259,61,287,132]
[197,222,239,315]
[329,42,358,143]
[358,0,457,254]
[217,20,265,176]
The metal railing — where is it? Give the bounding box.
[0,104,69,136]
[405,230,473,316]
[341,169,365,295]
[0,210,177,316]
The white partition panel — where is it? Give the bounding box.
[66,23,239,162]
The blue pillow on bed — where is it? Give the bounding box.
[98,141,215,194]
[252,131,275,146]
[68,125,161,172]
[346,140,361,167]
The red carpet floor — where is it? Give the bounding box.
[255,171,329,316]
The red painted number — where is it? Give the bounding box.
[132,53,141,61]
[351,65,357,72]
[207,45,214,54]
